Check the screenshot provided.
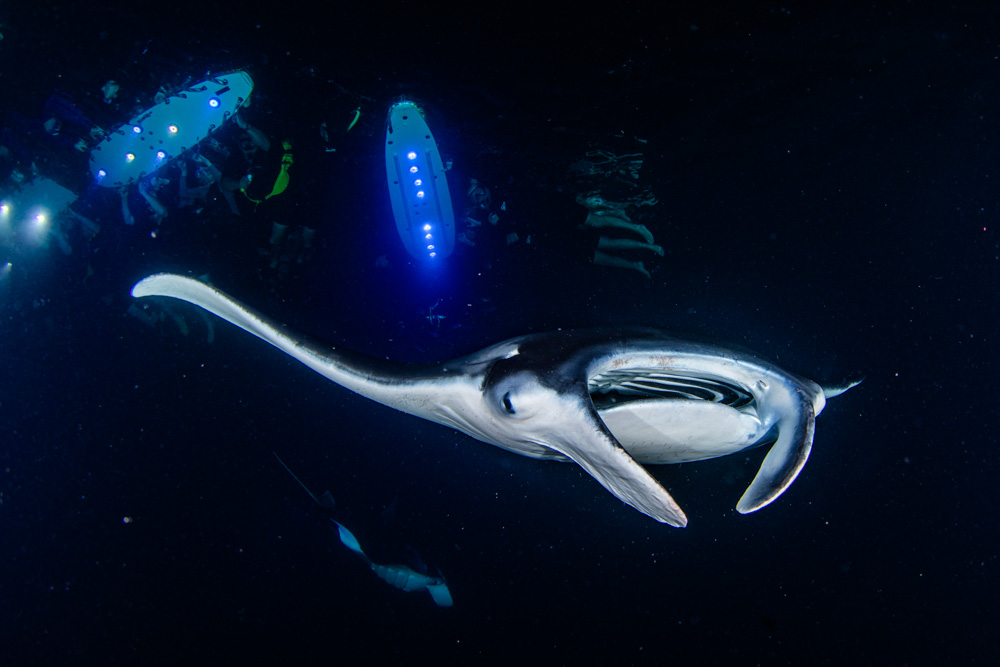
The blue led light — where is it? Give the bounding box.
[132,125,142,134]
[409,166,418,173]
[422,224,431,231]
[407,151,417,160]
[209,98,220,108]
[416,191,425,198]
[156,151,166,159]
[414,179,422,186]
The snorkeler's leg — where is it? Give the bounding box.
[268,222,288,268]
[593,250,651,279]
[584,212,655,244]
[297,226,316,264]
[120,185,135,226]
[597,236,664,256]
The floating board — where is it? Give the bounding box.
[90,71,254,188]
[385,101,455,260]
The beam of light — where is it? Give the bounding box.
[23,207,52,246]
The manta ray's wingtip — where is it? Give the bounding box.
[131,272,182,298]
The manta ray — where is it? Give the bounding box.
[133,274,859,527]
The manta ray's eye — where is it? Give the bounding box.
[501,392,516,415]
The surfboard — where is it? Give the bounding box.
[90,71,254,188]
[385,101,455,260]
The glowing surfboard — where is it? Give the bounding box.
[90,71,254,188]
[385,101,455,260]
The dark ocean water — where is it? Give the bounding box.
[1,2,997,665]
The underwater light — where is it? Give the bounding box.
[416,191,425,198]
[97,169,107,178]
[26,208,51,243]
[429,251,437,257]
[425,233,432,239]
[427,244,435,250]
[409,166,418,173]
[168,124,178,134]
[414,179,422,186]
[132,125,142,134]
[156,151,166,159]
[209,97,220,108]
[422,224,431,231]
[125,153,135,163]
[407,151,417,160]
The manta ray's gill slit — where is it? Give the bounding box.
[588,369,755,409]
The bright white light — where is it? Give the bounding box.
[24,207,50,246]
[427,244,435,250]
[429,251,437,258]
[125,153,135,163]
[422,224,431,231]
[407,151,417,160]
[409,166,418,173]
[97,169,107,178]
[416,191,425,198]
[414,179,422,186]
[425,233,432,239]
[209,98,220,108]
[168,125,178,134]
[156,151,166,159]
[132,125,142,134]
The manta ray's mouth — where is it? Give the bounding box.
[588,369,755,411]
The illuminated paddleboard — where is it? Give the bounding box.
[385,101,455,260]
[90,71,254,188]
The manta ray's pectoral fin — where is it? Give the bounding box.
[549,401,688,527]
[736,391,816,514]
